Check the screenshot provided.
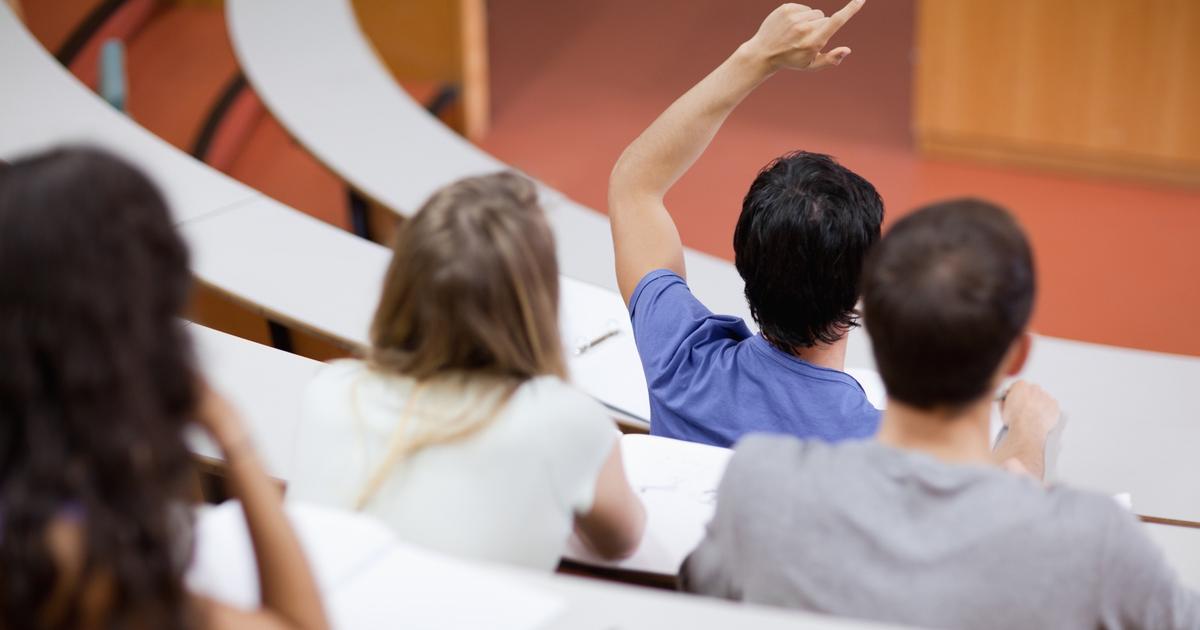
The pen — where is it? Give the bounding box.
[574,328,620,356]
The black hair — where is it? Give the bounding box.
[734,151,884,350]
[0,147,199,629]
[861,198,1036,410]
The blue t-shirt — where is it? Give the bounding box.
[629,269,881,448]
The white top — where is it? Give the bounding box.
[287,360,619,570]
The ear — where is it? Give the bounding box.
[1003,332,1032,377]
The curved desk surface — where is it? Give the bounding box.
[0,7,256,223]
[0,4,649,425]
[222,0,1200,526]
[0,3,382,345]
[189,503,915,630]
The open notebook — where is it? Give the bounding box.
[559,277,650,423]
[187,501,565,630]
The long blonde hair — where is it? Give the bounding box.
[356,172,565,507]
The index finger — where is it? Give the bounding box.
[821,0,865,37]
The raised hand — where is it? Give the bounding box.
[744,0,865,72]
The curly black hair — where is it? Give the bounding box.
[734,151,884,351]
[0,147,199,629]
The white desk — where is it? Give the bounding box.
[181,197,391,349]
[1023,336,1200,524]
[191,501,911,630]
[532,570,912,630]
[187,324,322,480]
[0,3,258,223]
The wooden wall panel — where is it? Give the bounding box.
[915,0,1200,186]
[351,0,490,141]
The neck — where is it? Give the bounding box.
[789,336,848,371]
[875,397,994,467]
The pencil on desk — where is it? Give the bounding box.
[575,329,621,356]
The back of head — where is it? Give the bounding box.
[735,151,884,350]
[0,147,196,629]
[861,199,1036,410]
[371,171,565,381]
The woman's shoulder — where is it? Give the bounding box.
[513,375,608,418]
[305,359,405,398]
[311,357,370,384]
[503,376,616,448]
[509,377,617,486]
[301,359,413,422]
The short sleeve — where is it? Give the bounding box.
[528,378,620,515]
[1096,502,1200,628]
[628,269,752,392]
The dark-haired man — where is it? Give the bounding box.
[682,199,1200,628]
[609,1,879,447]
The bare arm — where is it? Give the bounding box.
[993,380,1061,481]
[573,441,647,559]
[608,1,865,304]
[197,385,329,630]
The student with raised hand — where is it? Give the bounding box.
[608,1,882,448]
[0,147,328,630]
[683,199,1200,628]
[290,172,646,570]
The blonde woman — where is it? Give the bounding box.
[290,172,646,570]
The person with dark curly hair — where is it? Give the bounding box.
[0,147,328,630]
[609,1,882,447]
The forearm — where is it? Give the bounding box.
[611,45,773,205]
[609,45,775,300]
[574,443,647,559]
[223,439,328,630]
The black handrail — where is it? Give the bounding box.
[424,83,459,117]
[55,0,129,67]
[192,73,250,162]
